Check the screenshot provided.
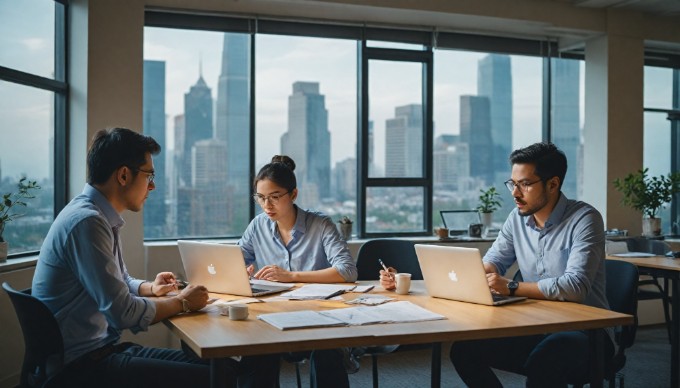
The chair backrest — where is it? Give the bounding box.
[625,237,670,255]
[355,239,423,281]
[605,260,639,349]
[2,282,64,387]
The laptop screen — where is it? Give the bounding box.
[439,210,481,235]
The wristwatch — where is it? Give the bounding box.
[181,298,191,313]
[507,281,519,296]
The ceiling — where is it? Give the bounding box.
[571,0,680,17]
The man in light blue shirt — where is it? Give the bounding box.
[449,142,613,387]
[32,128,275,387]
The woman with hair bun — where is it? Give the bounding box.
[238,155,357,388]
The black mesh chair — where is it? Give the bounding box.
[626,237,672,343]
[355,239,439,388]
[3,282,67,388]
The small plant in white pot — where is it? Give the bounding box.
[476,186,502,230]
[613,168,680,237]
[0,177,41,262]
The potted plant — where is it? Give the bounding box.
[337,216,353,241]
[613,168,680,236]
[476,186,502,230]
[0,177,41,262]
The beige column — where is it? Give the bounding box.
[582,11,644,235]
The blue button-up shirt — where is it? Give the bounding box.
[484,193,609,310]
[238,206,357,282]
[32,184,155,363]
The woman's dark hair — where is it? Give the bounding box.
[87,127,161,185]
[509,142,567,189]
[253,155,297,192]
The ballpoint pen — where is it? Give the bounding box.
[378,259,394,280]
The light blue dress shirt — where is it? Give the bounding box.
[238,206,358,282]
[484,193,610,311]
[32,184,155,364]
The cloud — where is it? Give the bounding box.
[22,38,46,51]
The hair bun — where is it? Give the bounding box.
[271,155,296,172]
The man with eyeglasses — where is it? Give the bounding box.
[448,142,613,387]
[32,128,273,387]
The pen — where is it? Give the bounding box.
[378,259,394,280]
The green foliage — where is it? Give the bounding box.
[613,168,680,218]
[476,186,502,213]
[0,177,41,242]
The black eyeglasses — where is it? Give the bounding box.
[133,167,155,184]
[252,191,291,205]
[503,179,542,193]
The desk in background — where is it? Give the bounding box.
[165,280,631,388]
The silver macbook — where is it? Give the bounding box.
[177,240,293,296]
[414,244,526,306]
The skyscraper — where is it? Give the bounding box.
[215,33,250,190]
[142,60,167,237]
[385,104,423,177]
[552,59,581,199]
[281,81,331,202]
[478,54,512,176]
[460,95,494,185]
[182,70,213,187]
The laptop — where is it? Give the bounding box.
[414,244,526,306]
[177,240,294,296]
[439,210,481,237]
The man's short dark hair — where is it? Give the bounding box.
[87,127,161,185]
[509,142,567,189]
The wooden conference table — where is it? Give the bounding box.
[164,281,631,388]
[608,254,680,388]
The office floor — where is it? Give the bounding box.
[279,324,669,387]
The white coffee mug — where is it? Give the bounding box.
[228,304,249,320]
[395,273,412,295]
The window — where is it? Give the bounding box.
[0,0,66,256]
[433,50,543,229]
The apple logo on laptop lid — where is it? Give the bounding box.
[448,270,458,282]
[207,264,217,275]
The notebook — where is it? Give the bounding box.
[414,244,526,306]
[177,240,294,296]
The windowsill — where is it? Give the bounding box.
[0,255,39,273]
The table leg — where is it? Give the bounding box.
[430,342,441,388]
[588,329,604,388]
[211,358,230,388]
[672,276,679,388]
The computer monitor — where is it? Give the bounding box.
[439,210,481,236]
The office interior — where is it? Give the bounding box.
[1,0,680,386]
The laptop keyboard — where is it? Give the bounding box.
[492,294,512,302]
[251,287,269,294]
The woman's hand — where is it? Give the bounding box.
[254,265,294,282]
[379,267,397,291]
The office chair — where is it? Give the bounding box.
[354,239,440,388]
[515,260,639,388]
[626,237,672,343]
[3,282,67,388]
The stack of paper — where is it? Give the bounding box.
[258,301,446,330]
[280,284,357,300]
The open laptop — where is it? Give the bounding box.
[177,240,293,296]
[439,210,481,237]
[414,244,526,306]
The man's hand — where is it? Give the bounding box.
[379,267,397,291]
[176,284,209,312]
[151,272,179,296]
[253,265,293,282]
[486,272,511,295]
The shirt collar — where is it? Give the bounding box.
[267,204,306,237]
[525,192,568,230]
[82,184,125,230]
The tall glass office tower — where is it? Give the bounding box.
[142,60,167,238]
[552,59,582,200]
[478,54,512,178]
[281,81,331,205]
[460,95,494,185]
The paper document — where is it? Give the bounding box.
[281,284,357,300]
[345,294,394,305]
[610,252,656,258]
[350,285,375,293]
[258,301,446,330]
